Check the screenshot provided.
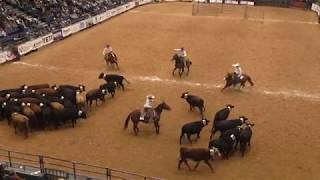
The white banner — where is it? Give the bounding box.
[138,0,152,5]
[53,31,63,40]
[240,1,248,5]
[18,41,34,55]
[0,50,16,63]
[41,33,54,47]
[85,17,94,27]
[248,1,254,5]
[92,15,98,25]
[71,23,81,34]
[62,26,72,37]
[231,0,238,4]
[127,2,136,9]
[0,51,7,64]
[32,37,44,50]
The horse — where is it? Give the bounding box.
[104,52,119,69]
[221,73,254,91]
[124,101,171,135]
[171,54,192,77]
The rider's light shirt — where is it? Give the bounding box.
[234,66,242,77]
[174,48,187,57]
[103,47,113,56]
[144,98,154,108]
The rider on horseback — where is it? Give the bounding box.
[232,63,243,81]
[174,47,187,66]
[103,44,116,60]
[140,95,155,122]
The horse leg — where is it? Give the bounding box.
[154,121,160,134]
[172,68,177,76]
[133,123,139,136]
[114,61,120,70]
[179,69,183,77]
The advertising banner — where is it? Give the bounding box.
[18,41,33,55]
[62,26,72,37]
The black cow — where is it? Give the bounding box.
[180,119,210,144]
[178,147,221,172]
[0,88,22,97]
[220,127,241,150]
[239,123,254,157]
[55,106,87,128]
[181,91,205,118]
[210,116,248,140]
[52,85,79,104]
[213,104,234,126]
[98,73,130,90]
[208,134,236,159]
[52,84,86,93]
[99,81,117,97]
[1,100,22,124]
[39,103,54,128]
[21,84,50,90]
[86,89,107,106]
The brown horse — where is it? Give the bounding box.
[221,73,254,91]
[11,112,30,138]
[171,54,192,77]
[124,101,171,135]
[104,52,119,69]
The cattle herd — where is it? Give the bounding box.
[0,73,129,138]
[0,71,255,173]
[178,93,255,172]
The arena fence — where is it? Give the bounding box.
[192,0,260,19]
[0,148,162,180]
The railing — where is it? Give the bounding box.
[0,148,162,180]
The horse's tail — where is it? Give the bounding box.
[124,113,131,129]
[247,76,254,86]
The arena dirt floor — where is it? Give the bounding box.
[1,2,320,180]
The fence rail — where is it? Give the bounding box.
[0,148,162,180]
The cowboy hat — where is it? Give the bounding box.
[147,95,155,99]
[232,63,240,67]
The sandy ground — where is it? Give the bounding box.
[1,2,320,180]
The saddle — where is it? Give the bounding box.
[140,109,157,123]
[232,74,244,84]
[105,53,117,62]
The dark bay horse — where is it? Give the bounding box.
[171,54,192,77]
[221,73,254,91]
[104,53,119,69]
[124,101,171,135]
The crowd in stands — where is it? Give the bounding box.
[0,164,24,180]
[0,0,131,49]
